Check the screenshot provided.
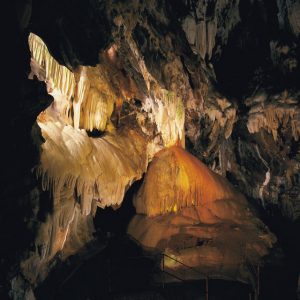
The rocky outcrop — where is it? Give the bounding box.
[193,89,300,220]
[182,0,240,60]
[2,0,300,299]
[128,146,275,284]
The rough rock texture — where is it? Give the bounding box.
[128,146,275,284]
[14,22,189,298]
[2,0,300,299]
[129,210,273,284]
[182,0,240,60]
[134,146,249,216]
[193,89,300,220]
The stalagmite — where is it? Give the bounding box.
[129,147,276,284]
[134,146,244,216]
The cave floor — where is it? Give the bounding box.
[34,235,298,300]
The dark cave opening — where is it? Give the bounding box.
[93,179,143,237]
[212,0,299,99]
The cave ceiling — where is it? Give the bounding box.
[1,0,300,299]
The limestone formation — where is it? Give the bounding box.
[129,146,275,284]
[3,1,300,299]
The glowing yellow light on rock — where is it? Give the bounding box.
[134,146,244,216]
[173,203,178,213]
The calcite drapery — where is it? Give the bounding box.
[37,113,148,214]
[29,33,116,132]
[246,91,300,141]
[134,145,244,217]
[24,33,151,287]
[25,31,188,288]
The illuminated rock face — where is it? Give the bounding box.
[28,32,186,216]
[21,32,187,289]
[134,146,244,217]
[129,146,276,283]
[246,92,300,142]
[29,33,117,132]
[21,34,147,288]
[21,197,94,285]
[5,0,300,298]
[37,115,148,213]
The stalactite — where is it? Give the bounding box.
[139,90,185,147]
[79,87,114,132]
[73,67,90,129]
[29,33,116,132]
[28,33,75,100]
[247,92,300,141]
[181,0,240,60]
[37,114,148,215]
[206,98,236,137]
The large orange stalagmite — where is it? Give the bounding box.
[134,145,246,217]
[129,146,276,283]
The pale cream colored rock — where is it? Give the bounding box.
[205,95,237,141]
[246,92,300,141]
[29,33,75,100]
[37,115,148,213]
[29,33,117,132]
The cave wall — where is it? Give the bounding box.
[1,0,300,298]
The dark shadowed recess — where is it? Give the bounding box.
[29,0,112,68]
[35,179,254,300]
[94,179,143,236]
[35,178,299,300]
[213,0,300,98]
[1,3,52,298]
